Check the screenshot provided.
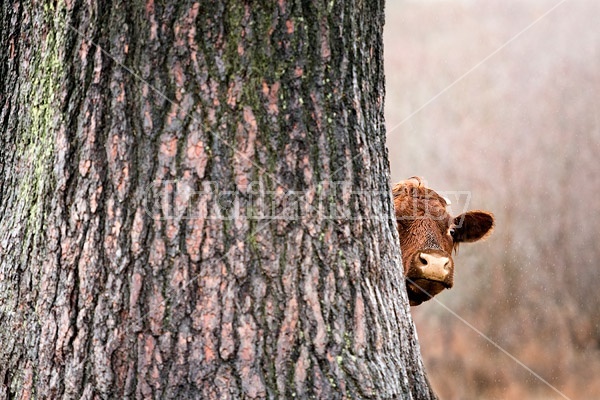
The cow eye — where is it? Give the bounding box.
[448,228,456,238]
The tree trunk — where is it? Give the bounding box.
[0,1,436,399]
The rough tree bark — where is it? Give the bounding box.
[0,1,436,399]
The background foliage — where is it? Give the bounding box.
[385,1,600,399]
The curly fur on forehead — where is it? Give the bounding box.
[392,177,449,221]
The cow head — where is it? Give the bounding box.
[393,177,494,306]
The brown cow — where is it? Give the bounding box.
[393,177,494,306]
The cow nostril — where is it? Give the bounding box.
[419,254,428,265]
[444,260,450,270]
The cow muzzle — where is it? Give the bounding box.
[415,251,451,283]
[405,250,454,305]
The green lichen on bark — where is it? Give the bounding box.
[17,2,66,262]
[0,2,72,396]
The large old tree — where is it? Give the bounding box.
[0,1,436,398]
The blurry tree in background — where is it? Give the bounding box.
[385,1,600,399]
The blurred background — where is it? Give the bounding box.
[384,0,600,399]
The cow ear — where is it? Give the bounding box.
[452,211,494,243]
